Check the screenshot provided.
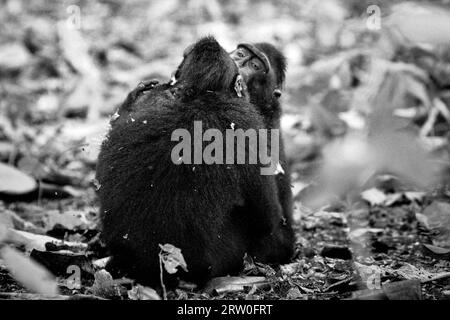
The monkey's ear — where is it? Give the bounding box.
[273,89,282,98]
[234,75,244,98]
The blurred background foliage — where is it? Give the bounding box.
[1,0,450,300]
[0,0,450,219]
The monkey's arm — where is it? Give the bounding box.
[245,172,295,263]
[243,174,285,235]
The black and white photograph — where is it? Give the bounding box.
[0,0,450,310]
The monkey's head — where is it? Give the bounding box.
[173,36,246,99]
[230,42,286,105]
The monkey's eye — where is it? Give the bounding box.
[237,48,248,58]
[250,59,263,72]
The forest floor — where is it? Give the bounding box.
[1,182,450,300]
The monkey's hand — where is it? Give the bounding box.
[132,79,160,99]
[121,79,160,112]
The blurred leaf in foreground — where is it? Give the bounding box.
[388,3,450,46]
[0,246,59,295]
[0,162,37,196]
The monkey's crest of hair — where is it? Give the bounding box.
[175,36,240,98]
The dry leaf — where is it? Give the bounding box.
[91,270,121,299]
[0,162,37,195]
[159,243,188,274]
[128,285,161,300]
[361,188,387,206]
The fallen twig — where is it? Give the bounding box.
[421,272,450,284]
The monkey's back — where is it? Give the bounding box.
[96,88,268,285]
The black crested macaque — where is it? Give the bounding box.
[230,43,286,128]
[230,43,294,245]
[96,37,294,287]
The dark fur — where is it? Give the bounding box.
[96,37,293,287]
[240,42,293,232]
